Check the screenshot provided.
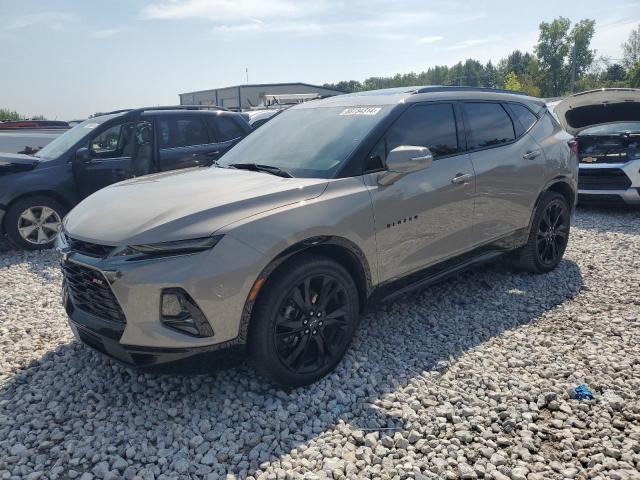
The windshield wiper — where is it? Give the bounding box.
[228,163,293,178]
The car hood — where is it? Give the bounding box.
[64,166,329,245]
[0,152,39,175]
[554,88,640,135]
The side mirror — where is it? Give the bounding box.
[75,147,93,164]
[378,145,433,186]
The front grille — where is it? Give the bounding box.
[62,262,126,323]
[66,235,115,258]
[578,168,632,190]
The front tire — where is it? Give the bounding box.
[513,191,570,273]
[248,255,360,387]
[4,195,67,250]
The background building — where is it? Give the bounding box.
[179,82,343,110]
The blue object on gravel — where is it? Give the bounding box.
[574,384,594,400]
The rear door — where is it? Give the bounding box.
[156,115,217,171]
[363,102,476,282]
[463,101,545,243]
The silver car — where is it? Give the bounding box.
[553,88,640,205]
[58,86,577,386]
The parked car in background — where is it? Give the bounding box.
[0,106,251,249]
[0,119,70,155]
[554,88,640,205]
[58,86,576,387]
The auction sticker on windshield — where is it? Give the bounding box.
[339,107,381,116]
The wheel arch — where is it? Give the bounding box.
[236,236,373,345]
[1,190,72,234]
[526,177,576,238]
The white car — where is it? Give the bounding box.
[554,89,640,205]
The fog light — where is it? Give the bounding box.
[160,288,214,337]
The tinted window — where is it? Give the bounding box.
[214,117,245,142]
[386,103,459,158]
[510,104,538,135]
[158,117,209,149]
[463,103,515,149]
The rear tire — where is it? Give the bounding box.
[248,254,360,387]
[513,191,570,273]
[5,195,67,250]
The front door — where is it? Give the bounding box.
[74,120,136,199]
[364,102,477,283]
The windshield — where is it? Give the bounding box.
[34,114,121,160]
[217,105,392,178]
[579,122,640,136]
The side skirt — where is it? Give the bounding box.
[368,248,507,307]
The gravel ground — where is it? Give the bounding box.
[0,207,639,480]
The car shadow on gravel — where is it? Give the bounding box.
[0,258,584,477]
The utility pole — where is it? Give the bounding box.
[246,67,249,85]
[570,42,577,93]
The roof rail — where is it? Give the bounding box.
[105,105,229,115]
[415,86,529,96]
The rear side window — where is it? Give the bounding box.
[158,117,209,148]
[386,103,460,158]
[463,103,515,150]
[510,104,538,135]
[212,116,245,142]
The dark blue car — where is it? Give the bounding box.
[0,106,251,249]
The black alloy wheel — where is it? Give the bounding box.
[536,199,569,267]
[274,274,349,374]
[248,255,360,387]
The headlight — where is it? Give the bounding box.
[115,235,223,257]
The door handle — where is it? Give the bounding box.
[451,173,473,185]
[523,150,541,160]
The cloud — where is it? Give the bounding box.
[442,38,494,51]
[417,36,443,45]
[141,0,333,23]
[3,12,74,30]
[92,28,121,39]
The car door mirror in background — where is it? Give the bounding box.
[378,145,433,186]
[75,147,93,164]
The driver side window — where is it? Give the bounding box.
[90,122,135,159]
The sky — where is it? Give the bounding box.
[1,0,639,119]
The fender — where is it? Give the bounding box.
[526,175,577,238]
[234,235,373,346]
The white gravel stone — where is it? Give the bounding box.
[1,207,640,479]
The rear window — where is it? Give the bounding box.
[510,104,538,135]
[158,117,209,148]
[213,116,245,142]
[463,102,515,149]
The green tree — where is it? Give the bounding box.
[605,63,627,82]
[535,17,572,96]
[0,108,22,121]
[622,24,640,69]
[503,72,522,91]
[570,19,596,78]
[627,62,640,88]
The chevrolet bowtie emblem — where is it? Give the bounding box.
[582,156,597,163]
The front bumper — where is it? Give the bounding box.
[578,160,640,205]
[59,234,268,366]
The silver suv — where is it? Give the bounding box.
[58,87,577,386]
